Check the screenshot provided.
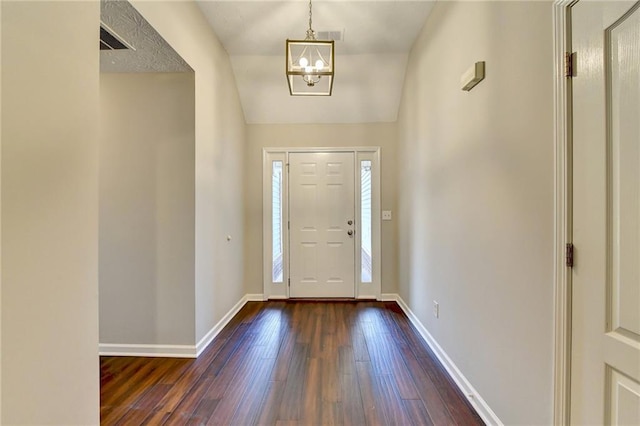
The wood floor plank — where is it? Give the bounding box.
[403,399,436,426]
[131,383,173,411]
[338,345,356,376]
[355,361,386,426]
[399,345,456,425]
[101,357,157,405]
[321,400,344,426]
[321,357,341,403]
[100,301,484,426]
[240,301,263,324]
[230,359,275,426]
[203,332,258,400]
[140,408,171,425]
[101,359,177,424]
[161,376,216,425]
[340,372,366,426]
[202,323,252,379]
[186,398,219,425]
[417,354,484,425]
[351,325,370,362]
[256,380,286,425]
[300,357,322,424]
[207,346,275,425]
[373,373,413,426]
[360,318,419,399]
[141,337,230,421]
[156,358,193,385]
[114,408,155,426]
[270,327,297,382]
[277,342,310,421]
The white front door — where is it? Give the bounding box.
[289,152,355,298]
[571,1,640,423]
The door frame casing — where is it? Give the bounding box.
[262,147,382,300]
[552,1,576,424]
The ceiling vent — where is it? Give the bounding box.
[100,25,131,50]
[316,29,344,42]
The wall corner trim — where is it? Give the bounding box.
[386,293,503,425]
[552,1,573,424]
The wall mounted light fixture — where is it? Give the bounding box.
[461,61,485,91]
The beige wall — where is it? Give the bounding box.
[245,123,398,295]
[1,1,100,424]
[397,1,554,423]
[99,73,196,346]
[131,1,246,343]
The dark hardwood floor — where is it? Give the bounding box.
[100,301,484,425]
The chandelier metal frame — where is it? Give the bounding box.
[285,0,335,96]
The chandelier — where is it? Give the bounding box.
[286,0,334,96]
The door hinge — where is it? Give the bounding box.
[288,221,290,230]
[566,243,574,268]
[565,52,577,78]
[288,278,290,287]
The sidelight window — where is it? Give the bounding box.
[272,161,284,282]
[361,160,372,283]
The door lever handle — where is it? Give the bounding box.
[347,230,354,236]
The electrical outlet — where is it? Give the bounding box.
[433,301,439,318]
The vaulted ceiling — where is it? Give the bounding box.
[101,1,437,124]
[197,1,436,124]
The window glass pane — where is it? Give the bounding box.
[272,161,284,283]
[361,161,372,283]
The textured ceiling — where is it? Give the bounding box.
[100,0,192,73]
[199,1,435,55]
[197,1,436,124]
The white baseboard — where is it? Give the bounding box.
[380,293,399,301]
[100,294,265,359]
[245,293,265,301]
[356,294,378,300]
[385,293,502,425]
[99,343,197,358]
[195,294,255,356]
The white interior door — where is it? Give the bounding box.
[289,152,355,298]
[571,1,640,423]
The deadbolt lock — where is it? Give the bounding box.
[347,220,353,225]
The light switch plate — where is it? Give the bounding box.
[382,210,392,221]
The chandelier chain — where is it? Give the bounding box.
[306,0,315,40]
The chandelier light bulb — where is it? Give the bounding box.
[299,57,309,68]
[305,65,312,73]
[315,59,324,70]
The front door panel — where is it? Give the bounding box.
[289,152,355,298]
